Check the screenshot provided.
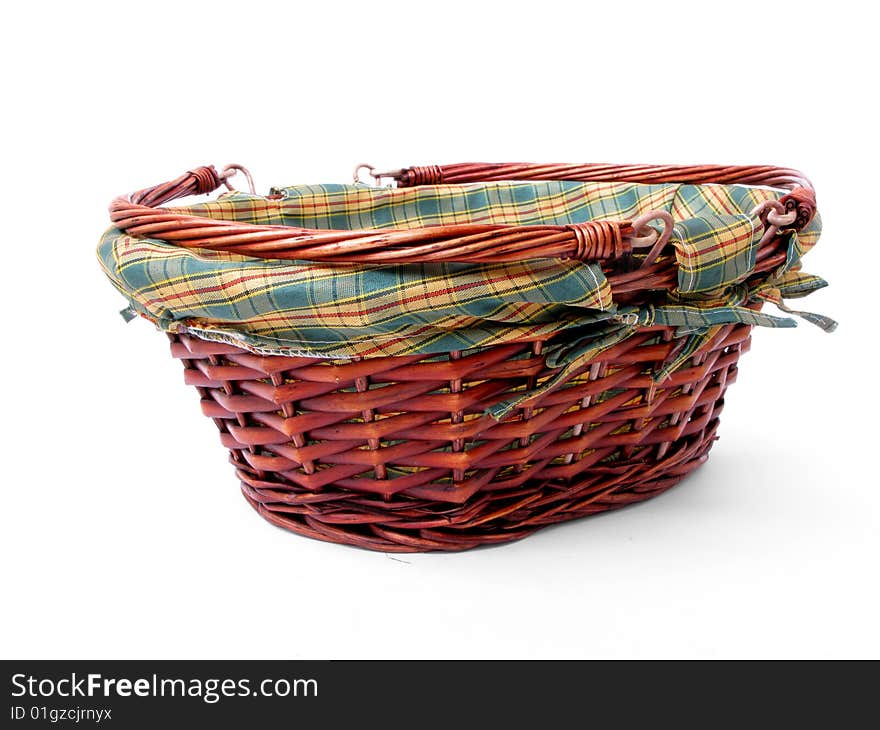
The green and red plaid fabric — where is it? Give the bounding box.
[97,179,831,401]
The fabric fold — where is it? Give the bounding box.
[98,179,834,420]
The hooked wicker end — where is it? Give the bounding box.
[780,186,817,229]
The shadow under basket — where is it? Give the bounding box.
[170,321,750,552]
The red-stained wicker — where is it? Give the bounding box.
[112,162,815,551]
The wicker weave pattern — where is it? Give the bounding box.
[171,320,750,552]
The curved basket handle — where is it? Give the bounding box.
[109,162,813,266]
[110,165,667,265]
[391,162,817,230]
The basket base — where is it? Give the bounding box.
[237,432,715,552]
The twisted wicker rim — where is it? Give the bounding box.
[108,162,816,293]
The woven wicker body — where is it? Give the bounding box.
[104,161,824,551]
[172,322,748,551]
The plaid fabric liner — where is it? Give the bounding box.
[98,180,830,382]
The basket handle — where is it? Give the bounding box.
[108,162,814,266]
[388,161,815,219]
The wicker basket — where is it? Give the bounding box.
[103,162,824,552]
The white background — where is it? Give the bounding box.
[1,1,877,659]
